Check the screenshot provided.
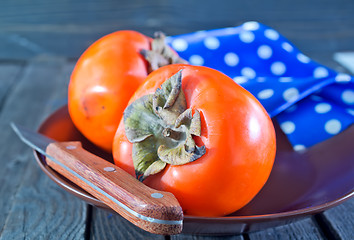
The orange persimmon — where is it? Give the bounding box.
[68,31,186,152]
[113,64,276,217]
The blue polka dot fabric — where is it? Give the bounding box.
[166,21,354,150]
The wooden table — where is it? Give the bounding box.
[0,1,353,239]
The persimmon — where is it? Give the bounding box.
[113,64,276,217]
[68,31,186,152]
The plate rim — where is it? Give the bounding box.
[33,105,354,231]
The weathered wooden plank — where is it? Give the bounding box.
[0,62,24,108]
[0,57,87,239]
[247,218,325,240]
[89,207,165,239]
[317,198,354,240]
[171,233,244,240]
[0,166,88,240]
[0,0,353,59]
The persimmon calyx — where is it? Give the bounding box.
[140,32,188,72]
[123,70,206,181]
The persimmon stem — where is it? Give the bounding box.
[141,32,188,73]
[162,128,181,140]
[123,70,206,181]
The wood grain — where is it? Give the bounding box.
[171,233,244,240]
[247,217,325,240]
[319,198,354,240]
[0,58,87,239]
[45,141,183,235]
[0,63,24,109]
[0,0,353,61]
[90,207,165,240]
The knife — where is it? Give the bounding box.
[10,122,183,235]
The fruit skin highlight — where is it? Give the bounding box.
[113,64,276,217]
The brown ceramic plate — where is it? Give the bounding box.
[34,105,354,235]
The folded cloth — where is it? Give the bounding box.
[167,21,354,150]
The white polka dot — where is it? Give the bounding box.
[283,88,299,102]
[294,144,306,151]
[264,29,279,40]
[239,31,255,43]
[347,108,354,116]
[256,77,266,82]
[342,89,354,105]
[233,76,248,84]
[189,55,204,66]
[315,103,332,114]
[325,119,342,135]
[282,42,293,52]
[280,121,296,134]
[335,73,351,83]
[194,30,207,38]
[279,77,293,82]
[204,37,220,50]
[223,27,238,35]
[257,45,272,59]
[243,21,260,31]
[241,67,256,78]
[271,62,286,75]
[224,52,239,66]
[297,53,311,64]
[314,67,329,78]
[257,89,274,99]
[171,38,188,52]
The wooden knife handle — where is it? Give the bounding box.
[45,141,183,235]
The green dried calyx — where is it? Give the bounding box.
[141,32,188,73]
[124,70,206,181]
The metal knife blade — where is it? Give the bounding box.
[11,122,54,158]
[10,122,183,235]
